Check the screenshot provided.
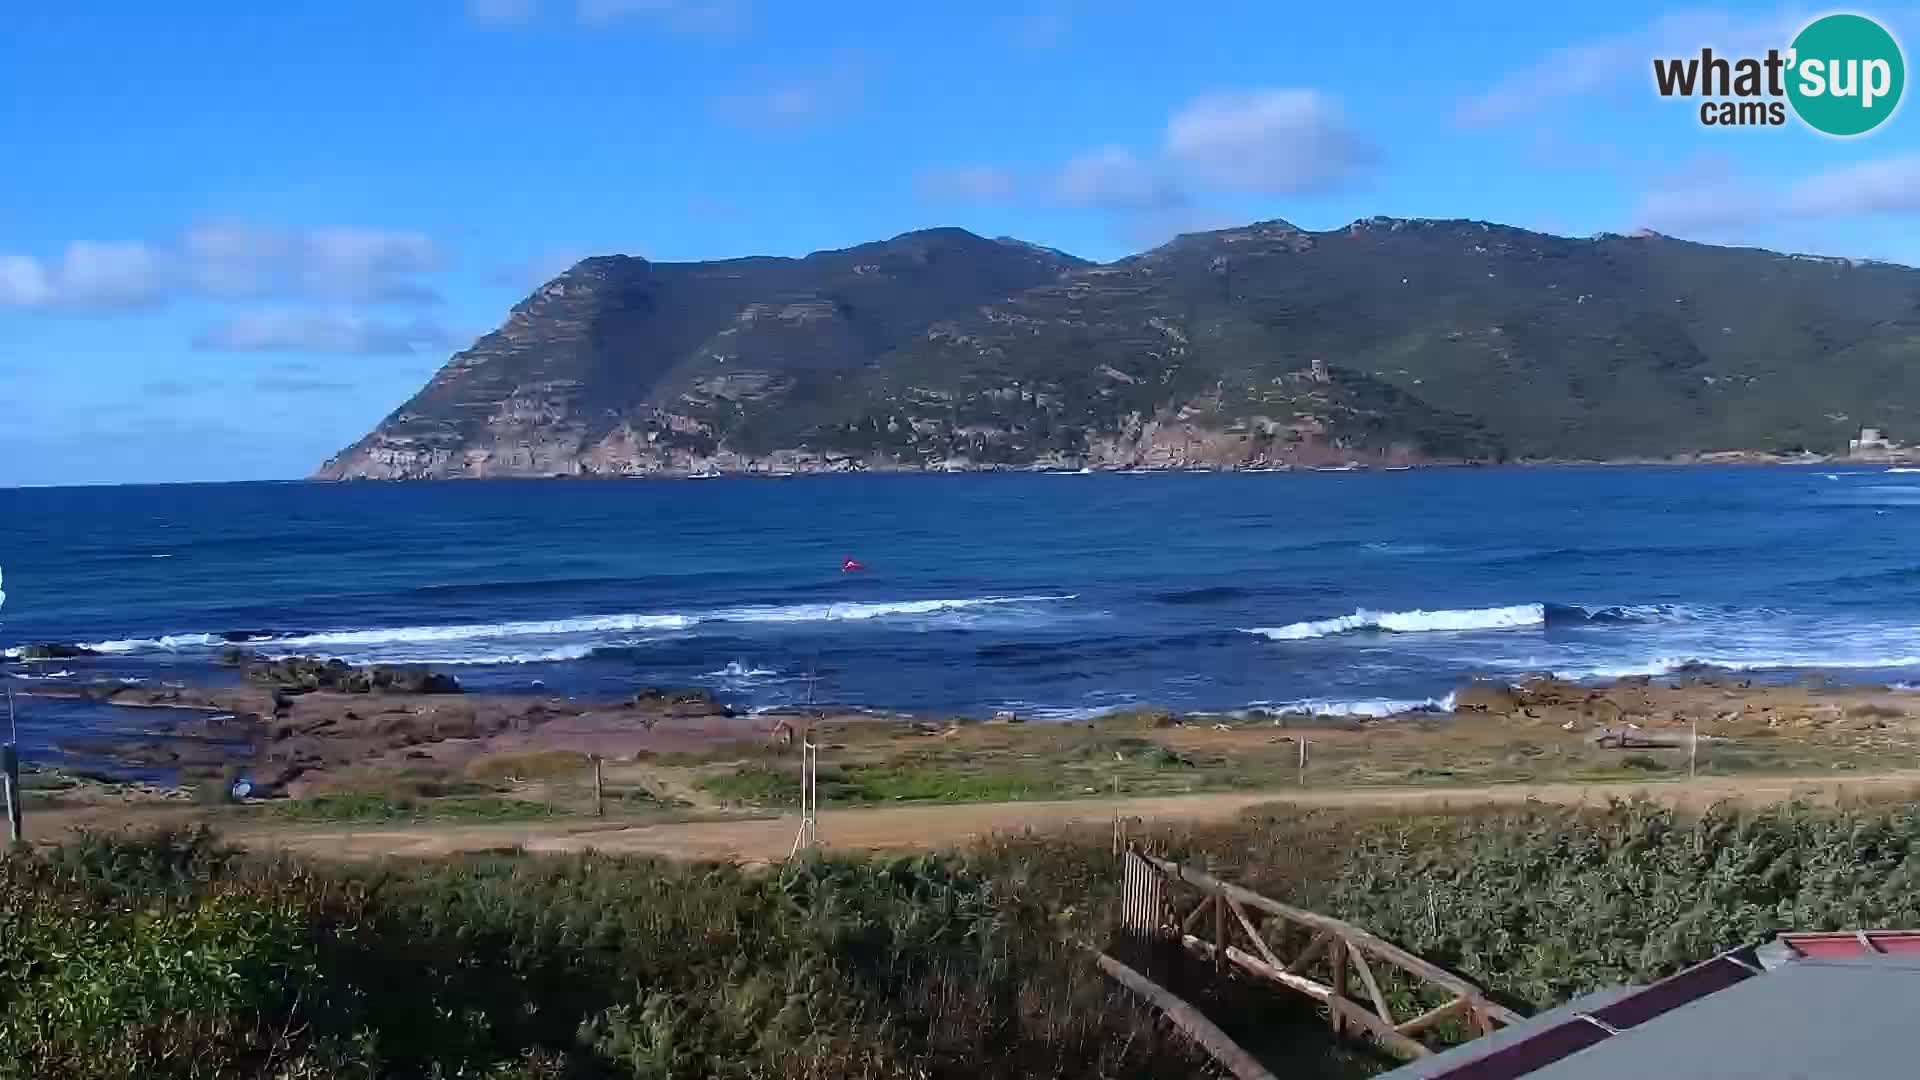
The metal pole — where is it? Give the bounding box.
[1298,737,1308,786]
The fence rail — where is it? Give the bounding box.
[1102,849,1521,1070]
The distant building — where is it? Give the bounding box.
[1849,427,1895,454]
[1309,356,1329,383]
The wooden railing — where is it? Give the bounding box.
[1106,850,1522,1070]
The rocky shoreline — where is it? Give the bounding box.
[306,450,1920,481]
[11,650,1918,808]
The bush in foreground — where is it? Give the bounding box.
[0,828,1204,1079]
[5,799,1920,1077]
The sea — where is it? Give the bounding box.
[3,466,1919,767]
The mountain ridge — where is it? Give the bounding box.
[315,218,1920,479]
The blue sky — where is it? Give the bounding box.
[3,2,1918,485]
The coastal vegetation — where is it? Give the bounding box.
[7,796,1920,1078]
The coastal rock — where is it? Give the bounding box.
[239,655,462,695]
[10,642,98,660]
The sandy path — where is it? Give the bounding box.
[222,770,1920,863]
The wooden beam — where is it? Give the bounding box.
[1181,935,1429,1060]
[1226,897,1284,970]
[1287,929,1331,974]
[1095,951,1279,1080]
[1350,945,1394,1024]
[1214,890,1230,975]
[1183,895,1215,934]
[1329,937,1349,1038]
[1142,855,1523,1027]
[1396,996,1471,1037]
[1182,934,1334,1000]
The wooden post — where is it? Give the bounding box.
[592,754,604,817]
[1298,737,1308,786]
[1690,720,1698,779]
[2,743,22,845]
[1214,886,1229,975]
[1328,936,1349,1037]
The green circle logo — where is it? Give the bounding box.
[1788,14,1905,136]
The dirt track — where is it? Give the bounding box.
[218,770,1920,863]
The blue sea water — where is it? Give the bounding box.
[3,467,1919,762]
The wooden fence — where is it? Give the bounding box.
[1099,849,1522,1075]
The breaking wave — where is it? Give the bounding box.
[87,633,221,654]
[1500,654,1920,680]
[60,595,1078,657]
[1242,603,1546,641]
[707,661,780,678]
[1542,603,1697,624]
[1249,693,1457,718]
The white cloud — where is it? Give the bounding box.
[1789,154,1920,215]
[1164,89,1373,195]
[915,165,1020,203]
[0,224,445,312]
[1455,9,1807,127]
[577,0,745,32]
[953,87,1371,229]
[467,0,537,25]
[184,223,443,303]
[1636,153,1920,234]
[192,311,465,355]
[1052,146,1184,209]
[0,256,54,307]
[0,243,166,310]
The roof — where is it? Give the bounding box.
[1386,931,1920,1080]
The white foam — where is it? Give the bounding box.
[1887,467,1920,474]
[1242,603,1545,641]
[705,595,1074,624]
[88,633,219,653]
[264,614,696,650]
[392,644,605,665]
[58,594,1077,659]
[8,669,74,680]
[1022,704,1128,721]
[1510,654,1920,680]
[707,661,779,678]
[1252,692,1457,718]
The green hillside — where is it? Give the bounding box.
[316,219,1920,478]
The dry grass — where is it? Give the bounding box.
[463,749,593,781]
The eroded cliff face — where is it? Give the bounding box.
[318,218,1920,479]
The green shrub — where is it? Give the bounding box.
[1323,799,1920,1009]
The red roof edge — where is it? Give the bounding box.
[1417,928,1920,1078]
[1777,930,1920,959]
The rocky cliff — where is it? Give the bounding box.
[316,220,1920,478]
